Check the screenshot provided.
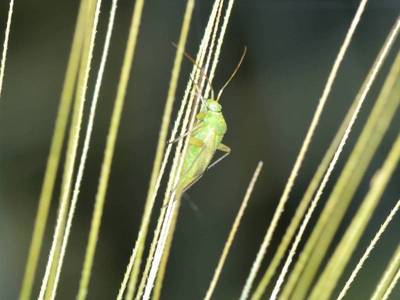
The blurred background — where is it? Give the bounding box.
[0,0,399,299]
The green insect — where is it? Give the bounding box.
[174,48,247,198]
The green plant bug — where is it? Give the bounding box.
[174,47,247,198]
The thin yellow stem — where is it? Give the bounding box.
[49,0,118,298]
[39,0,100,298]
[371,245,400,300]
[77,0,145,299]
[204,162,263,300]
[44,1,100,296]
[338,213,400,300]
[151,194,182,300]
[381,262,400,300]
[309,134,400,300]
[18,1,86,299]
[142,197,178,300]
[0,0,15,99]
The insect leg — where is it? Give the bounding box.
[163,173,204,210]
[167,123,202,144]
[207,143,231,170]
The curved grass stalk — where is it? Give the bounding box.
[76,0,145,299]
[370,245,400,300]
[0,0,15,99]
[338,211,400,300]
[250,16,400,300]
[280,50,400,300]
[48,1,119,298]
[308,134,400,300]
[116,1,195,299]
[38,0,101,299]
[132,2,224,299]
[18,1,87,299]
[239,1,369,298]
[204,162,263,300]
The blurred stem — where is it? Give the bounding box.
[18,1,86,299]
[240,1,369,298]
[337,201,400,300]
[308,134,400,300]
[44,0,98,296]
[39,0,100,298]
[48,0,119,298]
[281,50,400,300]
[44,1,98,297]
[371,245,400,300]
[204,162,263,300]
[77,0,145,299]
[382,268,400,300]
[251,16,400,300]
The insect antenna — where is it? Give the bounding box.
[188,74,207,108]
[172,42,216,99]
[216,46,247,101]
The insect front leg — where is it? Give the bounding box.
[208,143,231,170]
[167,123,202,144]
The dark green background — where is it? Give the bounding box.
[0,0,399,299]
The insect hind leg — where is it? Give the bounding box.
[208,143,231,170]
